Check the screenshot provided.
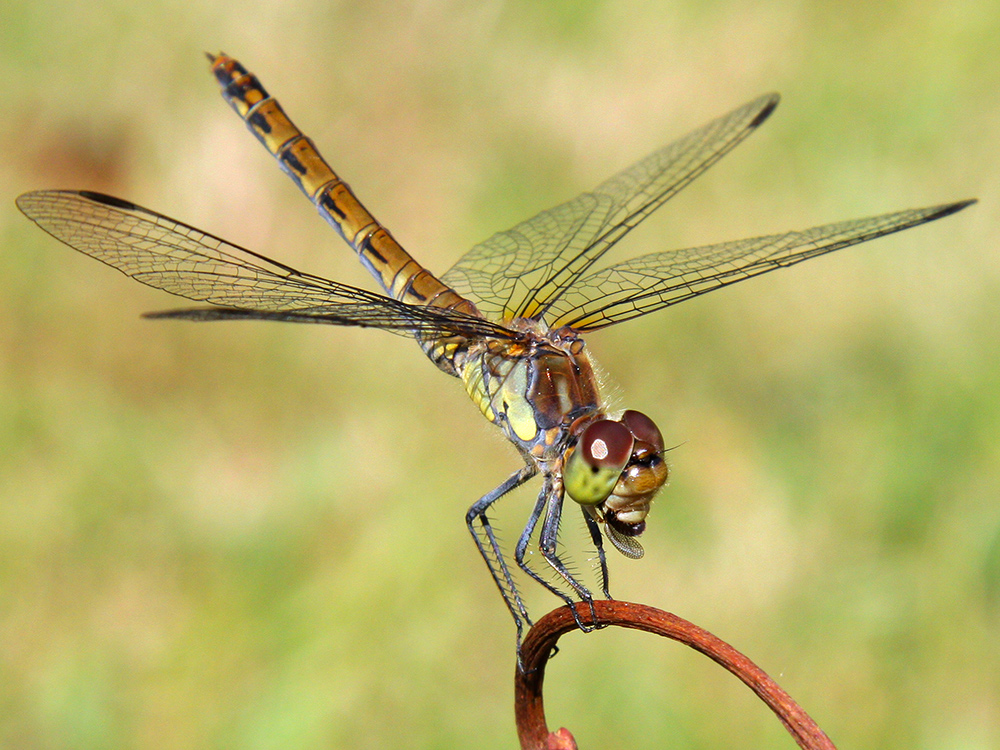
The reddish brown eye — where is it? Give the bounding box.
[621,410,664,453]
[565,420,634,506]
[579,420,633,469]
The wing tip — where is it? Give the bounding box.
[749,93,781,129]
[14,191,34,212]
[932,198,977,220]
[16,190,138,212]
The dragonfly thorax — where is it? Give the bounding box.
[458,322,669,557]
[459,325,603,460]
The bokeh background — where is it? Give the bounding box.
[2,1,997,748]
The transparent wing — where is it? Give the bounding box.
[442,93,780,323]
[546,200,975,332]
[16,190,515,339]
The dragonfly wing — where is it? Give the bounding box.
[141,303,510,338]
[16,190,514,340]
[442,192,603,323]
[548,200,976,332]
[442,93,780,323]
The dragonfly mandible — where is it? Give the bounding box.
[17,53,975,655]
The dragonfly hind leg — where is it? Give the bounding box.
[466,463,538,648]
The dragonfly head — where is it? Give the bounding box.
[563,410,668,559]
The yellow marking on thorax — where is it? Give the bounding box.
[498,361,537,442]
[461,352,542,445]
[461,360,495,423]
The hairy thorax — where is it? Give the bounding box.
[459,322,605,460]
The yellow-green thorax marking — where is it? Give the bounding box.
[460,323,604,459]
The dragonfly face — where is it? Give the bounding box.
[565,408,668,559]
[16,53,974,664]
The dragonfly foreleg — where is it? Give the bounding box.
[582,508,612,600]
[466,463,538,646]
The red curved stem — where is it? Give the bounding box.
[514,601,836,750]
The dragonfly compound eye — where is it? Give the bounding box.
[621,409,664,453]
[614,409,669,498]
[564,419,633,505]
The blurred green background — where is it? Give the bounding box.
[1,1,997,748]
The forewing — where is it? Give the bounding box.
[16,190,512,339]
[442,93,780,323]
[548,201,976,331]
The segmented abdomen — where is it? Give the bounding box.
[209,53,478,372]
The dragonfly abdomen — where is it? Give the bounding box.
[208,54,477,318]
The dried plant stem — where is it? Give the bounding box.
[514,600,836,750]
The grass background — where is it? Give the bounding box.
[1,1,997,748]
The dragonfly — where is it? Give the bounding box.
[17,54,974,656]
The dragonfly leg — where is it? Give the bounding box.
[513,484,581,612]
[466,463,538,647]
[533,477,601,633]
[582,508,612,600]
